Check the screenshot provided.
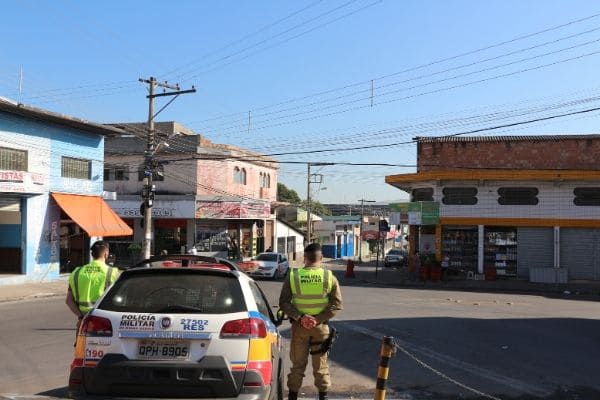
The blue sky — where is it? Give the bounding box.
[2,0,600,203]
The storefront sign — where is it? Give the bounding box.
[109,199,195,219]
[0,169,48,193]
[195,200,271,219]
[389,203,410,223]
[406,201,439,225]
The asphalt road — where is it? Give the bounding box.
[1,277,600,399]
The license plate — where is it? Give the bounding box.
[137,340,190,359]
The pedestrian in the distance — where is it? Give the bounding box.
[66,241,119,324]
[279,243,343,400]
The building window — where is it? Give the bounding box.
[442,187,478,205]
[498,187,539,205]
[114,167,127,181]
[0,147,27,171]
[574,187,600,206]
[61,157,91,180]
[412,187,434,202]
[259,172,271,188]
[234,167,246,185]
[104,168,111,181]
[137,165,163,181]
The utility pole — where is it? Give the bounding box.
[139,76,196,260]
[305,162,333,244]
[306,163,312,244]
[358,198,375,263]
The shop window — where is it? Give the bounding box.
[442,187,478,205]
[0,147,27,171]
[411,187,434,202]
[61,156,91,180]
[498,187,538,205]
[574,187,600,206]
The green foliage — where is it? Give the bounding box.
[277,183,302,204]
[277,182,331,217]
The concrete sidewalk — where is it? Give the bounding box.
[0,275,68,303]
[326,259,600,298]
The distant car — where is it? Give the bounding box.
[68,254,284,400]
[384,249,407,268]
[249,252,289,280]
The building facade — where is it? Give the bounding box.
[386,135,600,281]
[0,99,131,284]
[313,216,360,259]
[103,122,278,261]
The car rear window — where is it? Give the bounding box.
[256,254,278,261]
[98,271,246,314]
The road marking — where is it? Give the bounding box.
[337,321,552,398]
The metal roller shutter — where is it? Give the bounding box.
[0,196,21,212]
[560,228,600,280]
[517,228,554,279]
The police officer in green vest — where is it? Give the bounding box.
[65,241,118,321]
[279,243,343,400]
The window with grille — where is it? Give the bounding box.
[442,187,478,205]
[574,187,600,206]
[498,187,539,205]
[0,147,27,171]
[411,187,434,201]
[61,157,91,180]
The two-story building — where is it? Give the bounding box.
[0,98,132,284]
[103,122,278,260]
[385,135,600,281]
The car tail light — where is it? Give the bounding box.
[245,360,272,387]
[79,315,113,337]
[220,318,267,338]
[70,357,84,372]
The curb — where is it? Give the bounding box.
[0,292,62,304]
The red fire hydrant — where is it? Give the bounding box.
[345,259,355,278]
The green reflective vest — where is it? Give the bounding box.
[289,267,333,316]
[69,260,118,313]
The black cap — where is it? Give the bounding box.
[304,243,322,253]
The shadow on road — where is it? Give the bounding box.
[327,316,600,399]
[37,387,68,397]
[331,267,600,303]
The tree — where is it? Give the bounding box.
[277,183,301,204]
[277,183,331,217]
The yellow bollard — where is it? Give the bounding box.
[374,336,396,400]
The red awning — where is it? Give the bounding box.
[51,193,133,237]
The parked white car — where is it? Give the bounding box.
[249,252,290,280]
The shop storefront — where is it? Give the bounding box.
[442,226,478,274]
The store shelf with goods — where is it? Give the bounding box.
[442,227,478,273]
[484,227,518,277]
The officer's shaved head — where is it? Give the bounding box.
[91,240,109,259]
[304,243,322,264]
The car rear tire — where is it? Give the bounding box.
[277,361,284,400]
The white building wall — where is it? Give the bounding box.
[410,181,600,220]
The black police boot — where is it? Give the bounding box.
[319,392,328,400]
[288,391,298,400]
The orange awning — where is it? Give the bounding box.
[51,193,133,237]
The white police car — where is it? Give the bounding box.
[69,255,284,400]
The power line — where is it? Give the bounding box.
[186,9,600,125]
[159,0,325,79]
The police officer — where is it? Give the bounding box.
[279,243,343,400]
[65,241,118,321]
